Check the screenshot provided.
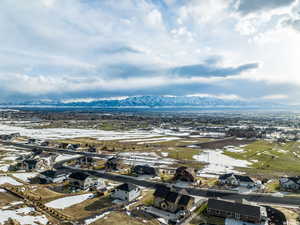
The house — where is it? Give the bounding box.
[111,183,141,202]
[132,165,157,176]
[40,141,50,146]
[58,143,69,149]
[0,134,13,141]
[67,144,80,150]
[69,172,105,190]
[27,138,37,144]
[39,170,70,183]
[153,185,194,213]
[10,133,20,139]
[207,199,268,225]
[219,173,255,188]
[279,177,300,191]
[105,157,121,171]
[226,127,266,139]
[21,159,38,171]
[78,156,94,166]
[88,146,97,152]
[173,166,196,183]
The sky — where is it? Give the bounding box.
[1,0,300,103]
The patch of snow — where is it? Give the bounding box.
[54,154,82,162]
[0,176,22,186]
[0,207,48,225]
[224,146,244,153]
[277,149,287,153]
[2,156,18,161]
[0,123,169,141]
[161,152,168,157]
[0,165,9,172]
[85,211,111,224]
[12,173,38,182]
[10,201,23,206]
[194,149,251,176]
[45,193,94,209]
[120,137,181,143]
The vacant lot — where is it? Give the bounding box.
[223,140,300,177]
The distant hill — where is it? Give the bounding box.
[0,95,283,109]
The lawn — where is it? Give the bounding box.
[62,196,113,220]
[223,140,300,177]
[91,211,160,225]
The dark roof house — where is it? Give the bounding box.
[219,173,255,186]
[207,199,267,224]
[173,166,196,183]
[132,165,157,176]
[69,172,90,181]
[153,185,194,213]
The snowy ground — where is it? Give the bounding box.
[0,123,177,141]
[0,207,48,225]
[0,165,9,172]
[54,154,82,162]
[84,211,111,225]
[224,145,245,153]
[12,172,38,182]
[194,149,251,177]
[0,122,223,141]
[119,152,176,166]
[0,176,22,186]
[45,193,94,209]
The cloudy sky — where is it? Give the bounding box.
[1,0,300,103]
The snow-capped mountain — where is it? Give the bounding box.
[1,95,281,108]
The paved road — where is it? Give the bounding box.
[2,140,300,207]
[61,165,300,207]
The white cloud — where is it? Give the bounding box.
[186,93,243,100]
[262,94,288,100]
[0,0,299,102]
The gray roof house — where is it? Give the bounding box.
[69,172,105,190]
[279,177,300,191]
[219,173,255,187]
[39,170,70,184]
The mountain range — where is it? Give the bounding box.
[0,96,283,108]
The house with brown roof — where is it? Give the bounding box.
[153,185,194,213]
[173,166,196,183]
[105,157,122,171]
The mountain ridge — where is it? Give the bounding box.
[0,95,283,108]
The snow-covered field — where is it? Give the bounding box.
[119,152,176,166]
[0,176,22,186]
[45,193,94,209]
[85,211,111,224]
[224,145,245,153]
[120,136,182,144]
[12,172,38,182]
[0,122,216,141]
[54,154,82,162]
[0,207,48,225]
[0,123,170,140]
[194,149,251,177]
[0,165,9,172]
